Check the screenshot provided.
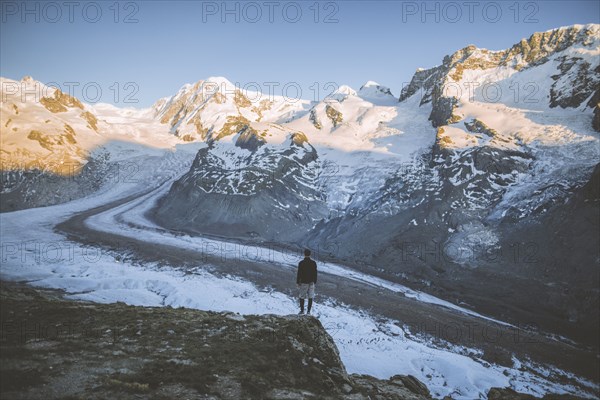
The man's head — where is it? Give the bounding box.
[304,249,311,257]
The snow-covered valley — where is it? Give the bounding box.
[1,141,598,399]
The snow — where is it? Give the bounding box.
[541,23,598,34]
[82,175,513,326]
[285,82,436,164]
[418,34,600,223]
[329,84,358,99]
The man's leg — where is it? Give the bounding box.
[299,298,305,314]
[307,283,315,314]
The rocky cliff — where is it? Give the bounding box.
[0,282,433,400]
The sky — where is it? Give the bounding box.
[1,0,598,107]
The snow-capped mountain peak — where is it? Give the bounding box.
[326,84,358,102]
[358,81,395,104]
[361,80,380,88]
[21,75,35,84]
[151,76,311,142]
[204,76,235,87]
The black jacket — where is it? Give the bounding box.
[297,257,318,284]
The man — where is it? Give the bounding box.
[296,249,317,315]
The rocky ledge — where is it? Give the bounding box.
[0,282,582,400]
[0,282,431,400]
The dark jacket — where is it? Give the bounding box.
[297,257,318,284]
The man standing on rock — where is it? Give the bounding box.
[297,249,317,315]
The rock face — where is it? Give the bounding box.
[234,127,266,151]
[487,387,539,399]
[154,132,328,242]
[486,386,586,399]
[39,87,84,113]
[325,105,343,127]
[0,282,432,400]
[593,103,600,132]
[549,57,598,108]
[0,155,110,212]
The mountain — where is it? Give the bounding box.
[1,24,598,347]
[155,130,327,241]
[1,76,101,173]
[151,24,600,345]
[400,24,599,127]
[0,76,183,173]
[0,76,182,210]
[309,24,600,345]
[151,76,311,142]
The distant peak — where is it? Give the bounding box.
[333,85,357,96]
[204,76,234,86]
[326,85,357,102]
[200,77,238,94]
[358,81,393,98]
[173,76,237,98]
[360,80,380,88]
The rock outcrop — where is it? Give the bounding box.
[0,281,432,400]
[154,132,328,242]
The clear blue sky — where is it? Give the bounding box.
[1,0,598,107]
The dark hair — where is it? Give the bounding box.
[304,249,311,257]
